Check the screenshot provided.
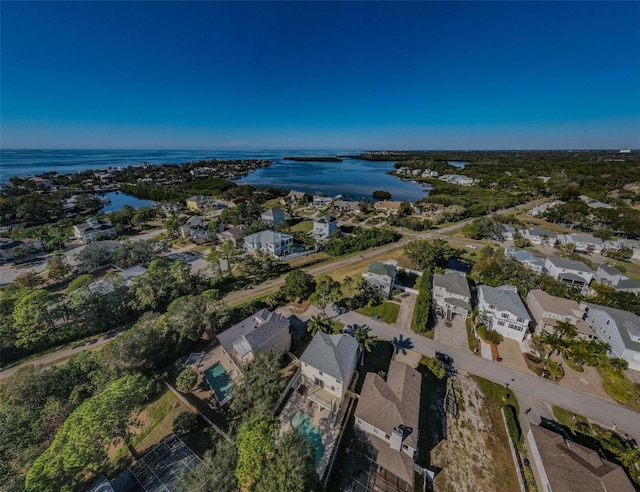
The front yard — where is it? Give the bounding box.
[356,301,400,324]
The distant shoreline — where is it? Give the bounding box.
[283,156,343,162]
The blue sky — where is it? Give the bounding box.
[2,1,639,150]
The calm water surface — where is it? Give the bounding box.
[100,191,155,213]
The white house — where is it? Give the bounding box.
[505,247,545,273]
[73,218,117,244]
[243,229,293,257]
[581,303,640,371]
[557,233,604,254]
[313,195,334,208]
[217,309,291,371]
[299,332,359,411]
[355,361,422,489]
[525,289,593,338]
[312,214,338,241]
[521,227,557,246]
[260,206,285,226]
[433,271,472,320]
[502,224,516,241]
[593,264,640,293]
[87,266,147,296]
[362,260,397,299]
[526,424,635,492]
[527,200,564,217]
[579,195,613,209]
[544,256,594,293]
[333,200,361,213]
[477,285,532,341]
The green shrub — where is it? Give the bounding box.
[525,353,541,363]
[172,411,198,435]
[477,324,502,345]
[176,368,199,392]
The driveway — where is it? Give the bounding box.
[393,293,416,332]
[434,315,469,352]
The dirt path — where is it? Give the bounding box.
[430,375,520,492]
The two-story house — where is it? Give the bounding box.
[282,190,306,206]
[544,256,594,293]
[243,229,293,257]
[373,201,403,215]
[299,332,359,411]
[355,361,422,490]
[333,200,361,213]
[73,218,117,244]
[362,261,397,299]
[505,247,545,273]
[312,214,338,241]
[260,206,285,227]
[581,303,640,371]
[593,264,640,293]
[525,289,593,338]
[217,309,291,372]
[313,195,334,208]
[477,285,532,341]
[185,195,214,212]
[432,271,472,320]
[217,225,246,247]
[520,227,558,246]
[557,233,604,254]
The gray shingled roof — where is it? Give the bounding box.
[584,303,640,351]
[546,256,594,273]
[300,333,359,382]
[526,227,557,238]
[217,309,289,356]
[433,272,471,299]
[479,285,530,320]
[367,261,397,279]
[598,264,621,276]
[617,278,640,291]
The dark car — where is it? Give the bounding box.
[435,351,454,365]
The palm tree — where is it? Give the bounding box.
[609,357,629,373]
[554,321,577,340]
[468,305,485,329]
[539,330,567,358]
[220,240,236,276]
[391,334,414,356]
[567,338,591,366]
[354,324,378,364]
[617,446,640,471]
[307,314,332,336]
[342,275,355,292]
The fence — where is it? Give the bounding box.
[500,407,527,492]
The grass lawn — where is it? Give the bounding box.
[596,364,640,409]
[262,197,283,208]
[290,220,314,233]
[285,251,330,268]
[356,301,400,324]
[190,244,211,253]
[331,320,345,333]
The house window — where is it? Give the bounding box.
[319,371,323,376]
[489,304,495,309]
[403,444,409,450]
[385,434,390,440]
[501,313,509,319]
[606,320,610,325]
[374,428,379,434]
[517,317,525,323]
[497,321,505,326]
[331,386,335,391]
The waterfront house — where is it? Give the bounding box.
[505,247,545,273]
[333,200,361,213]
[557,233,604,254]
[544,256,594,293]
[185,195,214,212]
[477,285,532,341]
[373,201,403,215]
[73,218,117,244]
[261,206,285,226]
[526,424,634,492]
[432,271,472,320]
[299,332,359,411]
[362,260,397,299]
[217,309,291,371]
[243,229,293,257]
[593,264,640,293]
[313,214,338,241]
[354,361,422,490]
[313,195,334,208]
[521,227,558,246]
[282,190,306,206]
[581,303,640,371]
[217,225,246,247]
[525,289,593,338]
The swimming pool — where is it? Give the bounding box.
[291,411,324,463]
[203,362,233,405]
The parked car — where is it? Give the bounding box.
[435,351,454,365]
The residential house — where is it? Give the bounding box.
[355,361,422,490]
[178,216,203,240]
[581,303,640,371]
[604,238,640,260]
[432,272,472,320]
[527,200,565,217]
[415,202,445,216]
[544,256,594,293]
[505,247,545,273]
[87,266,147,295]
[281,190,306,206]
[217,309,291,371]
[362,260,397,298]
[525,289,593,338]
[527,424,635,492]
[313,214,338,241]
[313,195,334,208]
[333,200,361,213]
[557,233,604,254]
[521,227,558,246]
[579,195,613,209]
[217,225,246,247]
[243,229,293,257]
[502,224,516,241]
[373,201,403,215]
[299,332,359,411]
[185,195,214,212]
[593,264,640,293]
[73,218,117,244]
[261,206,285,226]
[0,237,43,263]
[477,285,532,341]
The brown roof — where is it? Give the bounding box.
[374,201,403,210]
[528,425,635,492]
[366,433,416,486]
[356,361,421,450]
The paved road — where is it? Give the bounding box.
[335,310,640,442]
